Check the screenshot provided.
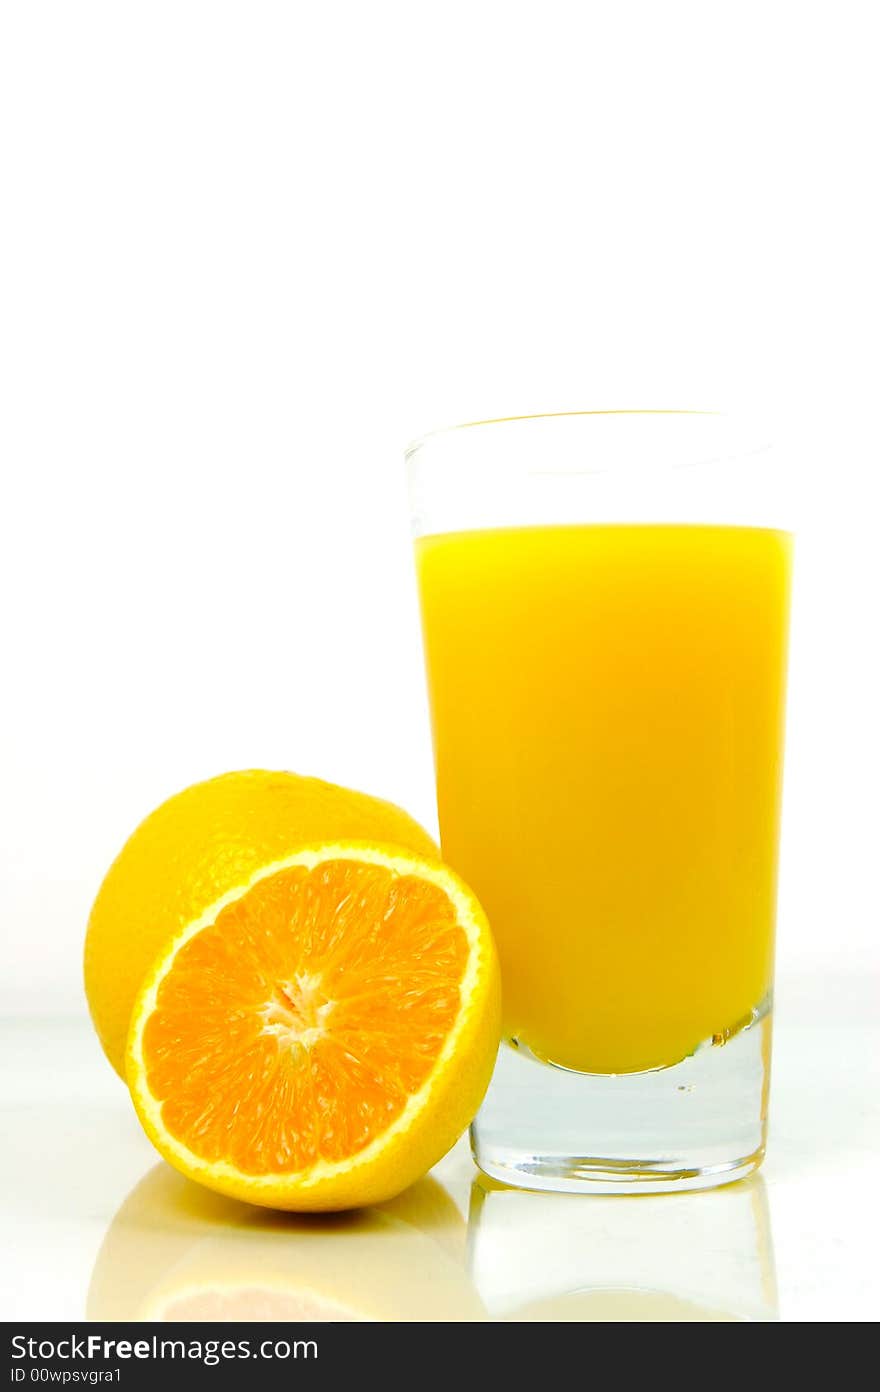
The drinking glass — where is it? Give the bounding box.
[406,412,792,1193]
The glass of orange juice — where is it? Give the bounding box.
[407,412,793,1193]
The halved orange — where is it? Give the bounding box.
[126,843,500,1211]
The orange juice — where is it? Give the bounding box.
[416,524,792,1074]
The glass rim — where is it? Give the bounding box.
[404,409,725,462]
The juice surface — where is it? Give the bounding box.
[416,524,792,1073]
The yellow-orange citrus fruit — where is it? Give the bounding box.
[84,770,439,1076]
[126,842,500,1210]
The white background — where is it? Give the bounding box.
[3,0,878,1014]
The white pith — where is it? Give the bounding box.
[258,972,335,1051]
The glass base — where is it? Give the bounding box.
[471,1001,771,1195]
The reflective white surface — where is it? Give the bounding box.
[2,974,877,1322]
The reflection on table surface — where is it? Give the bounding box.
[88,1165,481,1322]
[468,1173,777,1322]
[89,1162,776,1322]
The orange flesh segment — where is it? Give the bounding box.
[141,860,469,1175]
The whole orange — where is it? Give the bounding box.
[84,769,438,1076]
